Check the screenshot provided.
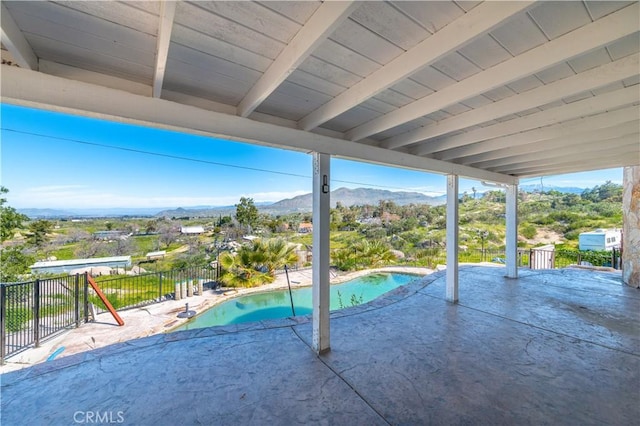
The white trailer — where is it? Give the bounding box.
[578,229,621,251]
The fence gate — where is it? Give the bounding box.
[530,245,556,269]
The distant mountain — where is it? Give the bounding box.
[520,184,585,194]
[154,188,445,217]
[268,187,446,212]
[18,207,167,218]
[18,208,78,218]
[155,206,234,218]
[19,185,587,219]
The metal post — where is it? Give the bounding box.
[446,174,459,303]
[505,183,518,278]
[34,279,40,347]
[84,272,89,323]
[312,152,331,354]
[159,271,163,300]
[74,274,80,328]
[1,285,6,365]
[285,265,296,316]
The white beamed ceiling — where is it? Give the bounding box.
[1,0,638,182]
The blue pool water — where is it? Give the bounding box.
[175,273,419,331]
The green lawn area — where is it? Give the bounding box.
[50,244,77,260]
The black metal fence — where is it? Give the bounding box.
[460,248,531,266]
[543,247,622,269]
[89,266,218,315]
[403,247,622,271]
[0,266,217,364]
[0,274,84,364]
[0,248,621,364]
[408,248,530,268]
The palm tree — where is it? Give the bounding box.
[370,240,396,266]
[332,240,395,271]
[218,249,273,288]
[356,240,396,268]
[219,238,299,288]
[331,247,357,271]
[263,238,299,273]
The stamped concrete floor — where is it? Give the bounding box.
[2,266,639,425]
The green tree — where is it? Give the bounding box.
[582,181,622,202]
[460,192,473,203]
[219,238,298,288]
[0,246,34,282]
[521,223,537,240]
[0,187,33,282]
[262,238,299,273]
[219,250,273,288]
[0,186,28,242]
[25,220,53,248]
[360,240,396,267]
[235,197,259,231]
[332,240,395,271]
[172,236,209,269]
[145,219,158,234]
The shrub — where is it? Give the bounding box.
[521,224,537,239]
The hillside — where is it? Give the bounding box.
[153,187,445,217]
[18,186,591,219]
[268,187,446,211]
[1,182,623,282]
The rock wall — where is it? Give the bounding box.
[622,166,639,288]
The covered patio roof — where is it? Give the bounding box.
[1,5,639,422]
[1,1,638,181]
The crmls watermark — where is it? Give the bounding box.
[73,411,125,424]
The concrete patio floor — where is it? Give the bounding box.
[1,266,638,425]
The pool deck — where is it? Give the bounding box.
[1,266,639,425]
[0,266,431,372]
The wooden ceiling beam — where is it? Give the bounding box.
[476,133,639,170]
[237,1,358,118]
[429,90,640,160]
[1,65,518,185]
[347,2,639,142]
[439,106,640,164]
[397,54,639,153]
[0,3,38,70]
[518,157,639,178]
[152,1,177,98]
[298,1,534,131]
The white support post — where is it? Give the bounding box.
[312,152,331,354]
[505,183,519,278]
[446,174,459,303]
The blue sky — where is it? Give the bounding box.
[0,104,622,209]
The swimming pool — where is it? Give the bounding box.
[175,273,419,331]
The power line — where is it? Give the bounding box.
[1,127,310,180]
[2,127,447,194]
